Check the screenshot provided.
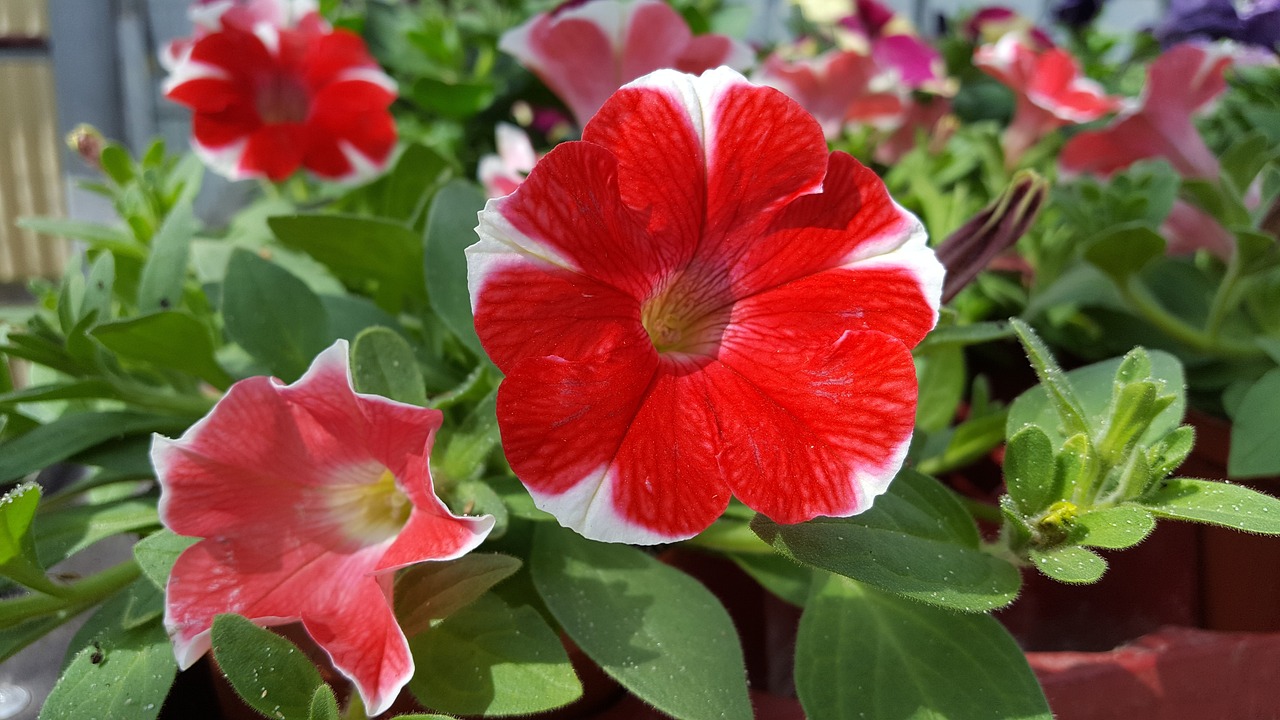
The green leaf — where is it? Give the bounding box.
[350,327,427,405]
[423,180,486,356]
[320,294,402,344]
[137,203,197,313]
[751,470,1019,612]
[1008,349,1186,448]
[914,319,1013,353]
[309,685,340,720]
[0,381,120,408]
[1143,478,1280,533]
[18,217,141,251]
[410,77,496,120]
[134,530,198,589]
[35,499,159,567]
[211,614,325,720]
[0,412,189,484]
[795,575,1051,720]
[376,143,453,224]
[1149,425,1195,480]
[98,144,135,185]
[1075,505,1155,549]
[1004,426,1058,516]
[81,253,116,325]
[914,345,966,432]
[1220,130,1274,195]
[1009,319,1091,438]
[269,214,424,312]
[531,524,752,720]
[92,311,232,388]
[396,553,522,637]
[439,390,499,485]
[409,592,581,716]
[40,590,175,720]
[221,249,330,381]
[1228,368,1280,478]
[1029,545,1106,583]
[0,482,50,590]
[1083,223,1167,283]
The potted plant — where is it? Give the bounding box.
[4,1,1280,719]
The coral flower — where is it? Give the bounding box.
[467,68,944,544]
[498,0,754,126]
[152,341,494,716]
[163,7,397,182]
[975,34,1120,163]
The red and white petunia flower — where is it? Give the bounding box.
[153,341,494,716]
[964,6,1055,49]
[467,68,944,545]
[1060,44,1236,256]
[498,0,754,126]
[975,34,1120,164]
[160,0,320,69]
[478,123,540,198]
[755,47,906,139]
[163,7,398,182]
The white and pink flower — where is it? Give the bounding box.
[467,68,943,544]
[478,123,540,198]
[498,0,754,126]
[163,3,397,182]
[153,341,493,716]
[755,47,906,139]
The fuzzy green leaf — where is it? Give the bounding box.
[211,614,325,720]
[1075,505,1156,549]
[1030,545,1107,583]
[1143,478,1280,533]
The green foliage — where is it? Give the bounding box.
[423,180,488,356]
[795,575,1052,720]
[211,614,326,720]
[408,592,581,716]
[350,327,428,405]
[222,249,331,381]
[752,470,1021,612]
[531,525,753,720]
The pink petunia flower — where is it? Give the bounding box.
[498,0,754,126]
[755,47,906,139]
[964,6,1055,49]
[163,8,398,182]
[466,68,944,544]
[1060,44,1237,256]
[478,123,540,197]
[837,0,953,95]
[1060,43,1232,180]
[153,341,494,716]
[975,34,1120,164]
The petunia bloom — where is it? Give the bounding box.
[1060,44,1236,256]
[1155,0,1280,50]
[467,68,944,545]
[755,47,906,139]
[160,0,319,69]
[163,7,398,182]
[498,0,754,126]
[975,34,1120,164]
[964,6,1056,49]
[837,0,953,95]
[153,340,494,716]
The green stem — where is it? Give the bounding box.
[1204,259,1244,340]
[1120,278,1264,359]
[0,560,140,628]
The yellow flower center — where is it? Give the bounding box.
[327,468,413,545]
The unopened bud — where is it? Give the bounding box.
[935,170,1048,303]
[66,124,105,171]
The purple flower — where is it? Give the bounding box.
[1155,0,1280,50]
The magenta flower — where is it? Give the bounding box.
[837,0,952,95]
[964,6,1056,49]
[163,6,397,182]
[153,341,494,716]
[498,0,754,126]
[975,34,1120,163]
[467,68,944,544]
[755,48,906,139]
